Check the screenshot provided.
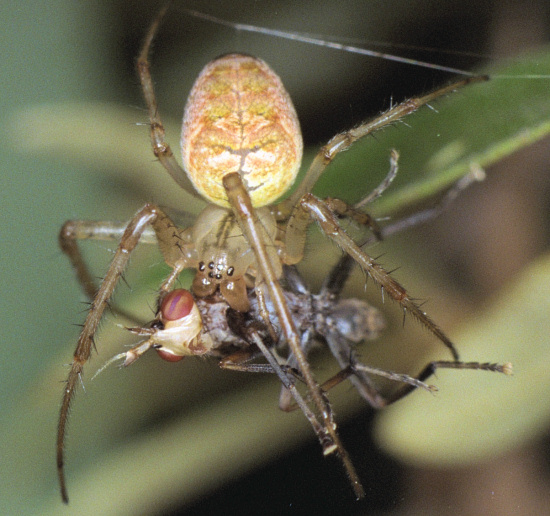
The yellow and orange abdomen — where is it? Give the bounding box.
[181,54,303,207]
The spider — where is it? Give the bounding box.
[56,4,508,503]
[86,203,509,504]
[99,257,507,418]
[93,258,392,411]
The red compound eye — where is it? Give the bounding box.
[161,289,194,322]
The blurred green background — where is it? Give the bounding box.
[2,1,550,514]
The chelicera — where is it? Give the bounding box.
[57,5,511,503]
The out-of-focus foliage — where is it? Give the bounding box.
[2,1,549,514]
[376,252,550,464]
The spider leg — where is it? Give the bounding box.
[136,3,204,209]
[59,220,156,300]
[279,318,510,411]
[280,165,487,407]
[285,193,461,360]
[218,345,300,384]
[280,361,431,413]
[277,328,314,412]
[284,257,395,408]
[318,162,485,297]
[221,311,344,462]
[281,260,388,408]
[324,197,383,240]
[59,220,157,326]
[323,332,388,408]
[301,271,390,409]
[223,171,365,499]
[254,282,279,343]
[301,358,511,410]
[219,349,277,374]
[281,75,488,211]
[247,331,339,455]
[57,203,189,503]
[291,153,484,303]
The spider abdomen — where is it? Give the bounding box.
[181,54,303,208]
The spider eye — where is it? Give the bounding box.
[161,289,195,322]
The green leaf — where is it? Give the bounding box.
[312,46,550,215]
[374,252,550,466]
[5,46,550,514]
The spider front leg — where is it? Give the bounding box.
[223,172,365,499]
[219,321,333,448]
[57,204,191,503]
[279,260,390,410]
[284,193,461,361]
